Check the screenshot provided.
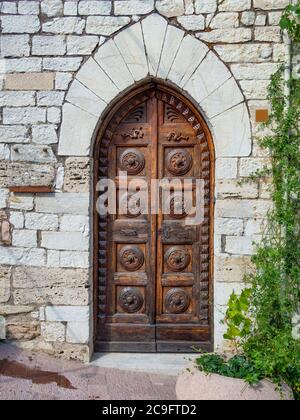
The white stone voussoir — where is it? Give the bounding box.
[58,13,251,161]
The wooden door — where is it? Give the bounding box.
[94,85,213,352]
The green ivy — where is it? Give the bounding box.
[196,4,300,399]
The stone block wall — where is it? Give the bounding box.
[0,0,292,360]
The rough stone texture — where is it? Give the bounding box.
[178,15,205,30]
[114,1,154,15]
[0,35,30,58]
[42,17,85,34]
[0,266,11,304]
[1,15,40,33]
[41,322,66,343]
[6,322,40,341]
[156,0,184,17]
[41,0,63,17]
[194,0,217,13]
[63,158,90,193]
[78,1,112,15]
[32,36,66,56]
[86,16,130,35]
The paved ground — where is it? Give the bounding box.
[0,343,185,400]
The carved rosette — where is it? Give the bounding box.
[118,287,144,313]
[119,245,144,271]
[120,148,145,175]
[166,149,192,176]
[165,247,190,272]
[165,288,190,314]
[119,193,142,218]
[168,193,192,219]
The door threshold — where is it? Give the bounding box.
[91,353,195,376]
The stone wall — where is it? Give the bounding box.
[0,0,291,360]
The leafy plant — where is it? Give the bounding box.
[222,289,252,352]
[196,3,300,399]
[280,1,300,42]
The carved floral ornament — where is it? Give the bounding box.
[118,287,144,313]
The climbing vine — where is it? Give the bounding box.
[196,4,300,398]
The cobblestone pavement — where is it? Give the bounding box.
[0,343,177,400]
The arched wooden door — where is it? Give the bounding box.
[94,83,214,352]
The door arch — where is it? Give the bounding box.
[93,82,215,352]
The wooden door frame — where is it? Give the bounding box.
[93,80,215,351]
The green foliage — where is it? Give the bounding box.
[280,1,300,43]
[196,4,300,398]
[195,354,264,385]
[223,289,252,348]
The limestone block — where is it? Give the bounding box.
[86,16,130,35]
[78,1,112,15]
[3,108,46,125]
[241,11,255,26]
[41,0,63,17]
[273,44,285,62]
[0,35,30,57]
[76,57,119,103]
[198,28,252,43]
[239,158,270,177]
[35,193,89,215]
[60,215,89,232]
[231,63,279,80]
[216,180,258,199]
[1,15,40,33]
[268,12,282,25]
[47,250,60,268]
[225,236,255,255]
[9,195,34,211]
[41,322,65,343]
[0,247,46,267]
[6,162,56,188]
[215,255,253,283]
[185,51,231,103]
[18,1,40,15]
[255,14,267,26]
[6,322,40,340]
[94,39,134,90]
[60,251,90,268]
[0,189,9,209]
[253,0,289,10]
[1,2,17,13]
[141,14,168,76]
[156,0,184,17]
[219,0,251,11]
[0,145,10,160]
[64,2,78,16]
[47,107,62,124]
[255,27,282,43]
[42,17,85,34]
[215,158,238,179]
[25,213,59,231]
[211,103,252,157]
[244,218,267,236]
[45,306,90,322]
[32,35,66,56]
[184,0,194,14]
[13,267,89,289]
[215,218,244,236]
[58,103,98,156]
[216,200,272,219]
[114,22,148,81]
[0,305,35,316]
[55,73,73,90]
[157,25,184,79]
[11,145,56,163]
[215,44,272,62]
[37,91,65,107]
[9,212,24,229]
[32,125,58,145]
[67,35,99,55]
[0,126,29,143]
[210,12,239,29]
[194,0,217,13]
[3,58,42,73]
[0,91,35,107]
[66,321,89,344]
[114,1,154,15]
[4,73,54,91]
[63,157,90,193]
[200,77,244,118]
[13,287,89,306]
[169,35,208,87]
[0,266,11,304]
[178,15,205,31]
[43,57,83,71]
[12,230,37,248]
[41,231,89,251]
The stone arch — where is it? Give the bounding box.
[58,13,251,159]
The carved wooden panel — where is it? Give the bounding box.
[94,84,213,352]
